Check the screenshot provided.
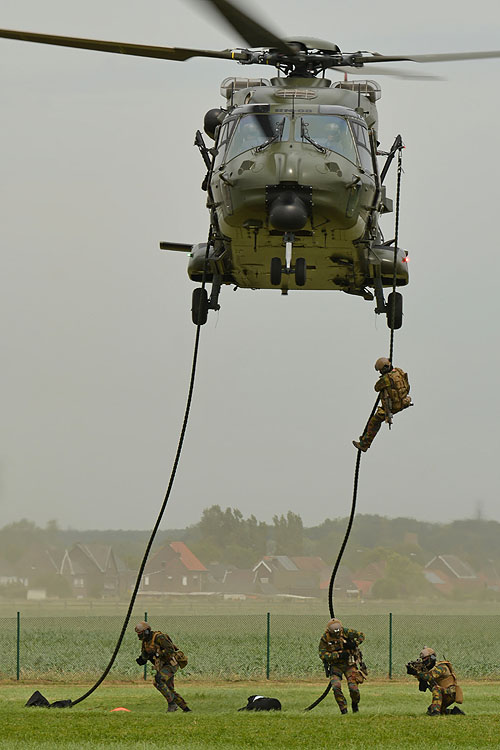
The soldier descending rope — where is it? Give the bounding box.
[318,618,367,714]
[353,357,412,452]
[135,621,191,713]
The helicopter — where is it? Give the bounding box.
[1,1,500,328]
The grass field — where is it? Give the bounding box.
[0,681,499,749]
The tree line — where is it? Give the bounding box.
[1,509,500,574]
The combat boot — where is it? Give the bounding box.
[181,706,192,712]
[167,703,178,712]
[340,708,348,715]
[351,702,359,713]
[352,440,367,452]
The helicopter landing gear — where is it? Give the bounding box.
[269,233,307,287]
[191,272,222,326]
[295,257,306,287]
[192,287,208,326]
[270,257,282,286]
[386,291,403,330]
[373,273,403,330]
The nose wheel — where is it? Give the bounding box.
[270,233,306,288]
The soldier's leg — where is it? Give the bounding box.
[441,688,456,714]
[153,667,177,706]
[161,667,191,711]
[345,666,361,712]
[329,670,348,714]
[359,408,385,450]
[427,686,443,715]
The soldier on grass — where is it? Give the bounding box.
[134,621,191,713]
[406,647,465,716]
[319,618,366,714]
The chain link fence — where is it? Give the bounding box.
[1,612,499,682]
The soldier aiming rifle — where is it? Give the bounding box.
[406,647,465,716]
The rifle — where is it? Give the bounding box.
[406,659,430,692]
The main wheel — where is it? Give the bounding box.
[192,287,209,326]
[295,257,306,287]
[270,257,282,286]
[386,291,403,330]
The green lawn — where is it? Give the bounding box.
[0,681,499,749]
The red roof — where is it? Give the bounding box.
[291,556,326,571]
[169,542,207,572]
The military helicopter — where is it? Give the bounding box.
[2,1,500,327]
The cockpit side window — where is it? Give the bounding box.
[214,119,237,170]
[225,114,290,162]
[350,121,374,175]
[295,115,358,164]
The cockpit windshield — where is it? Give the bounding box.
[225,114,290,161]
[295,115,358,164]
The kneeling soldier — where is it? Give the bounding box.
[135,621,191,713]
[319,618,367,714]
[406,647,464,716]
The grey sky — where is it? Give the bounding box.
[1,0,499,531]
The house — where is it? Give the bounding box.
[351,561,387,597]
[320,567,359,599]
[0,559,21,586]
[12,545,63,588]
[424,555,479,595]
[60,543,128,598]
[252,555,326,597]
[140,542,207,593]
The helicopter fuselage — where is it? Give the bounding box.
[185,75,408,303]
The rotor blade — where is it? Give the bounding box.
[0,28,249,62]
[354,50,500,64]
[196,0,294,54]
[337,65,443,81]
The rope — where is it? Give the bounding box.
[305,142,404,712]
[389,145,403,363]
[70,318,204,706]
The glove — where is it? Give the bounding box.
[136,655,148,666]
[344,639,356,651]
[406,663,417,676]
[418,679,428,692]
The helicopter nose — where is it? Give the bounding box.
[268,191,308,231]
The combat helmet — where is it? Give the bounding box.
[374,357,391,373]
[420,647,436,667]
[134,621,152,639]
[326,618,343,635]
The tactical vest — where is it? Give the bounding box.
[433,661,456,689]
[377,368,411,412]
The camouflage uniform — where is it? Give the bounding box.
[140,631,189,711]
[415,661,463,716]
[359,367,411,450]
[319,627,365,713]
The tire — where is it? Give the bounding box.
[191,287,209,326]
[295,257,306,287]
[270,257,282,286]
[386,291,403,330]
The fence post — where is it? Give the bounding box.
[266,612,270,679]
[388,612,393,679]
[16,611,20,680]
[143,611,148,681]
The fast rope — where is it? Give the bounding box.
[305,140,404,712]
[30,273,209,709]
